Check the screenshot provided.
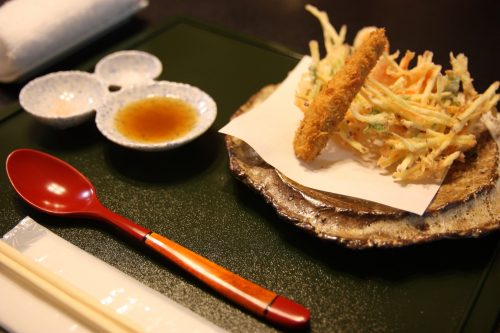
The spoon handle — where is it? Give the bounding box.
[94,204,310,329]
[144,232,310,329]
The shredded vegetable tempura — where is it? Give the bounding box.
[295,4,499,182]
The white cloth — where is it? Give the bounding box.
[0,0,147,82]
[0,217,226,333]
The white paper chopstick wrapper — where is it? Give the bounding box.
[0,217,226,333]
[219,56,442,215]
[0,0,148,83]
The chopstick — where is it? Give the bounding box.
[0,240,144,333]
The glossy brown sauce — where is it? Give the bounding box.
[115,96,197,143]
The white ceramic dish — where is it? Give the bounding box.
[95,81,217,151]
[94,50,162,88]
[19,71,108,129]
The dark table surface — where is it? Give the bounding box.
[0,0,499,107]
[0,1,499,332]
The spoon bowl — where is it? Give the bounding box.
[6,149,96,214]
[5,148,310,329]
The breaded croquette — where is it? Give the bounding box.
[293,28,388,161]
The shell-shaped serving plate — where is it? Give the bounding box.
[226,85,500,249]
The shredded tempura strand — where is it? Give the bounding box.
[295,5,499,181]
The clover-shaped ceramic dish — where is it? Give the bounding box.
[19,50,218,150]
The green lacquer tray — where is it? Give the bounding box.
[0,18,498,333]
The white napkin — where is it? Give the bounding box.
[0,217,226,333]
[0,0,148,83]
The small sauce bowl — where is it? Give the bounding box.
[19,71,107,129]
[95,81,217,151]
[94,50,162,89]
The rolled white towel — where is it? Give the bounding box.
[0,0,148,83]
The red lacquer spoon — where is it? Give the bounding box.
[5,148,310,329]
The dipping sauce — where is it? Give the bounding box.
[115,96,197,143]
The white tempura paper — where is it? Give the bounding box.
[0,217,226,333]
[219,57,441,215]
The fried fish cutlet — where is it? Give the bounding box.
[293,28,388,161]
